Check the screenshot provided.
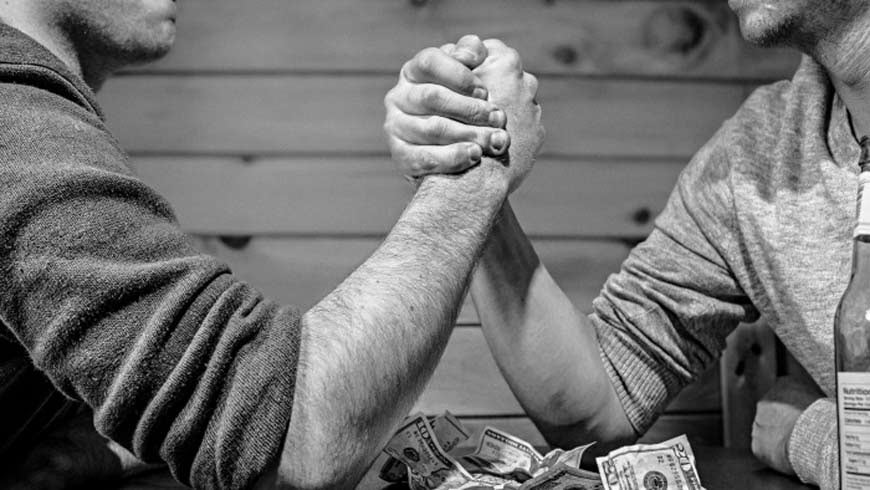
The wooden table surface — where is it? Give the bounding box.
[117,445,811,489]
[356,446,812,490]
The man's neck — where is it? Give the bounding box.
[813,18,870,140]
[0,3,109,91]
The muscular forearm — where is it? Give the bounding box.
[470,203,634,453]
[268,159,510,488]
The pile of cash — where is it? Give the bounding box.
[380,413,704,490]
[381,412,598,489]
[595,435,703,490]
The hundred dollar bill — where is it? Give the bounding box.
[380,412,471,482]
[520,464,603,490]
[460,426,544,478]
[433,411,473,451]
[384,413,472,490]
[595,435,702,490]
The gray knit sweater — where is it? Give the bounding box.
[592,55,852,489]
[0,24,300,489]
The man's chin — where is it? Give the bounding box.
[737,14,794,48]
[126,28,176,65]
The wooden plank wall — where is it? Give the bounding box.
[99,0,800,449]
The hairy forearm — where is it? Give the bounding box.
[272,159,509,488]
[470,203,634,452]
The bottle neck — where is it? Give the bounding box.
[857,166,870,238]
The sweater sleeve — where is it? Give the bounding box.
[588,118,760,434]
[0,84,301,489]
[788,398,838,490]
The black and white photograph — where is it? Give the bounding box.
[0,0,862,488]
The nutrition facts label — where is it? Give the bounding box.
[838,372,870,490]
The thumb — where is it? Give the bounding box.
[450,34,488,69]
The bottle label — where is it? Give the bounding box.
[838,372,870,489]
[855,172,870,237]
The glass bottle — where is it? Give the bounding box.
[836,136,870,490]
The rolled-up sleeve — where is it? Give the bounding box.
[0,89,301,489]
[788,398,838,489]
[589,124,759,433]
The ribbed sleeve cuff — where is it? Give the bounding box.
[787,398,837,487]
[594,319,674,435]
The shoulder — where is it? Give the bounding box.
[0,80,176,223]
[0,80,131,175]
[677,56,829,196]
[703,55,829,175]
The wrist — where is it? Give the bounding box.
[417,157,509,203]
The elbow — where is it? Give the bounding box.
[269,421,379,490]
[537,417,637,454]
[270,455,372,490]
[531,387,637,451]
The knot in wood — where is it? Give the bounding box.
[552,44,579,65]
[644,6,707,56]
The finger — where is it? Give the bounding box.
[452,34,488,69]
[392,83,505,127]
[441,41,488,100]
[481,39,523,72]
[403,47,486,98]
[439,43,457,53]
[389,112,508,155]
[388,136,483,176]
[482,38,510,53]
[525,72,539,99]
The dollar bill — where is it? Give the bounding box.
[520,464,604,490]
[595,435,702,490]
[433,411,473,451]
[460,453,535,483]
[462,426,544,477]
[380,412,471,482]
[384,413,472,490]
[468,472,517,487]
[534,442,597,474]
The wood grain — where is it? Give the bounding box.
[413,328,721,417]
[101,76,747,158]
[131,156,684,237]
[144,0,799,80]
[189,236,632,325]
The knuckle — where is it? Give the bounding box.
[453,149,470,168]
[410,153,436,175]
[382,119,396,137]
[389,138,409,160]
[383,88,399,108]
[470,104,490,124]
[400,60,415,81]
[503,48,522,69]
[418,85,442,108]
[421,155,438,172]
[415,47,441,75]
[425,118,448,138]
[526,73,539,94]
[408,159,423,176]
